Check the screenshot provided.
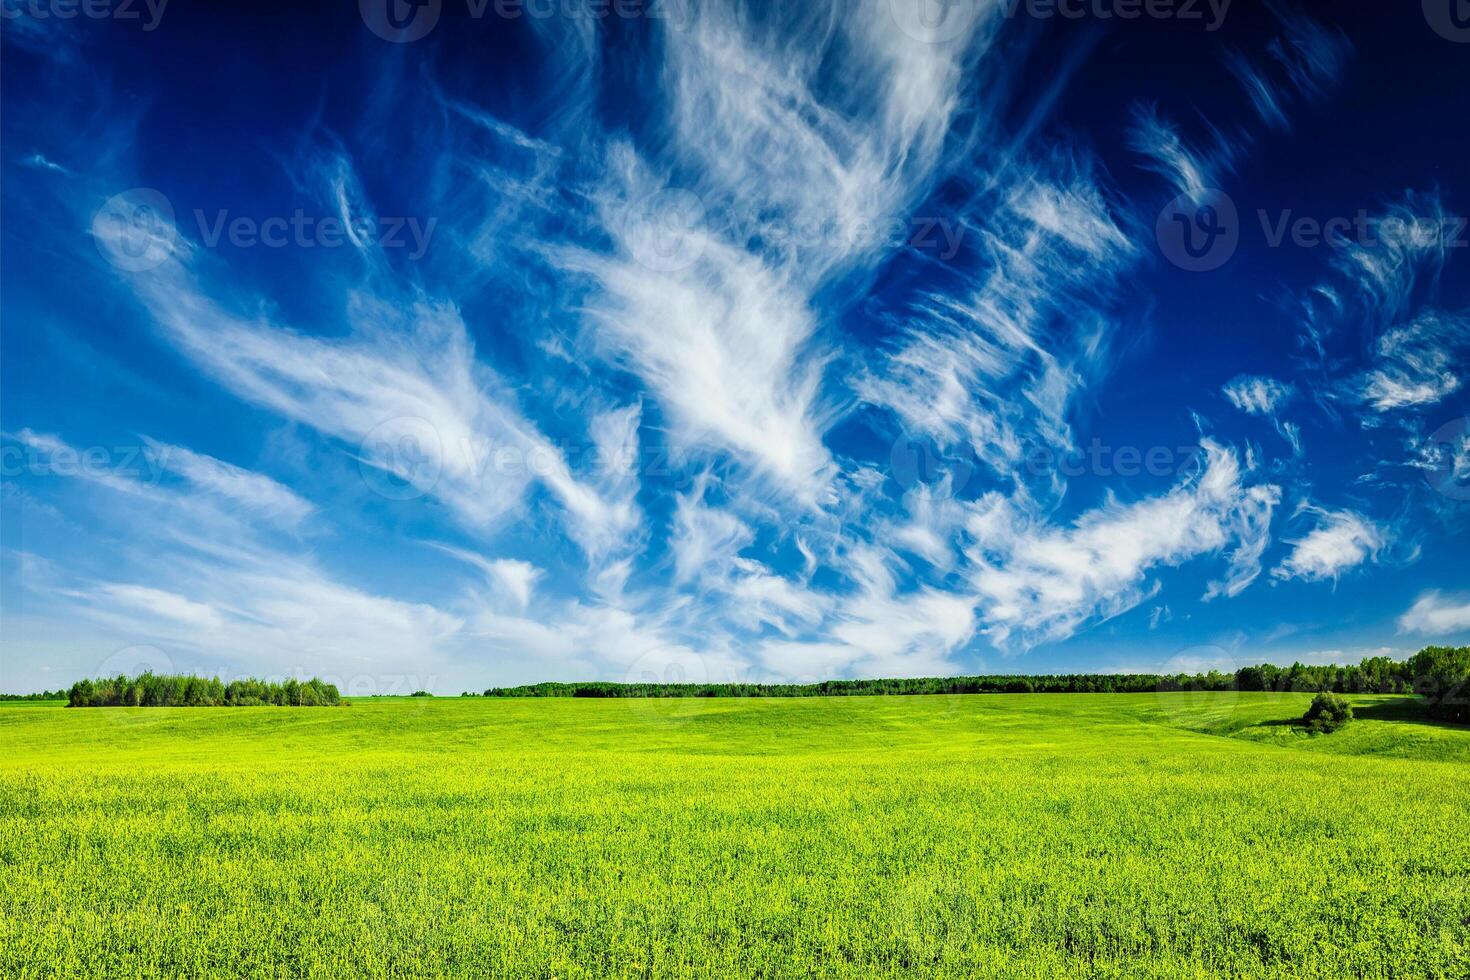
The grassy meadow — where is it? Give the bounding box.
[2,692,1468,978]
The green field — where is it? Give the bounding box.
[2,693,1468,978]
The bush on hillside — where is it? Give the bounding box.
[1303,692,1353,733]
[1409,646,1470,723]
[68,673,342,707]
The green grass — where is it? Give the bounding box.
[2,693,1467,978]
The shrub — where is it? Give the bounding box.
[409,691,434,698]
[1303,692,1352,733]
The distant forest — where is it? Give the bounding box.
[65,674,343,707]
[482,648,1470,722]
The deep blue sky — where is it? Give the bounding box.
[2,0,1468,693]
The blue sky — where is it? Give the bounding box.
[2,0,1468,694]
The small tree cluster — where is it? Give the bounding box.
[1409,646,1470,723]
[1303,692,1353,733]
[67,673,343,708]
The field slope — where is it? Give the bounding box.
[2,693,1468,978]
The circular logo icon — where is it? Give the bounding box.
[888,875,976,958]
[360,0,441,43]
[1152,644,1243,730]
[96,644,175,679]
[621,646,709,724]
[1424,0,1470,42]
[91,188,177,272]
[358,416,443,501]
[1156,189,1239,273]
[889,420,975,501]
[1424,416,1470,501]
[89,645,176,722]
[620,188,707,273]
[888,0,985,45]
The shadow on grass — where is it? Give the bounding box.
[1349,697,1468,731]
[1253,697,1467,732]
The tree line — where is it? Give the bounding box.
[0,689,68,701]
[65,674,344,707]
[482,647,1470,722]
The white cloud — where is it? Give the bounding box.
[1127,104,1233,201]
[94,583,224,630]
[1272,505,1387,584]
[669,477,754,585]
[964,440,1279,647]
[1223,375,1293,415]
[145,439,314,527]
[1359,312,1468,411]
[1398,591,1470,635]
[122,251,639,560]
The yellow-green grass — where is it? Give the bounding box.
[2,693,1467,978]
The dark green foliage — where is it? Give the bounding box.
[1303,692,1353,733]
[67,673,342,708]
[1409,646,1470,723]
[409,691,434,697]
[482,653,1440,701]
[0,690,68,701]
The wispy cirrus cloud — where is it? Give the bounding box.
[963,440,1280,646]
[1271,504,1387,584]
